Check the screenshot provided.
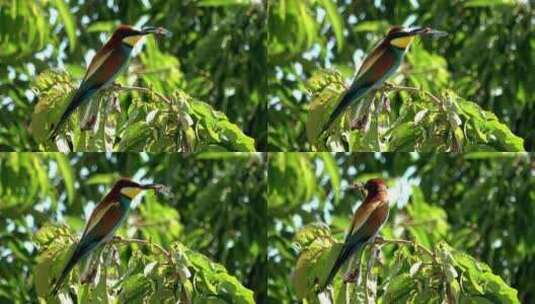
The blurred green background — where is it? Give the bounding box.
[268,152,534,302]
[0,152,266,302]
[268,0,534,151]
[0,0,266,151]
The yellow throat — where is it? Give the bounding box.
[123,35,145,47]
[390,36,415,49]
[120,187,143,199]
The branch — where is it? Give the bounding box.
[363,243,380,304]
[373,237,436,263]
[131,66,178,75]
[111,236,174,265]
[112,84,173,105]
[383,83,444,110]
[340,237,436,303]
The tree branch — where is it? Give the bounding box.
[383,83,444,109]
[112,84,173,105]
[373,236,436,263]
[111,236,173,265]
[337,237,437,303]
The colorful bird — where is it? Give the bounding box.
[49,25,171,140]
[321,26,447,134]
[51,178,168,295]
[320,178,389,291]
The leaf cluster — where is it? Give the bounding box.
[305,70,524,152]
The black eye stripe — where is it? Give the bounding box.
[388,32,410,39]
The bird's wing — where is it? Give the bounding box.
[83,47,114,82]
[321,200,382,290]
[349,202,388,240]
[81,198,119,238]
[80,48,130,90]
[352,47,397,90]
[51,200,122,295]
[347,198,383,239]
[81,201,124,243]
[355,40,387,78]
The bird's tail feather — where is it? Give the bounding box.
[321,85,369,135]
[51,247,82,296]
[320,241,363,291]
[50,240,98,296]
[49,87,95,140]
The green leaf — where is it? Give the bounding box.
[116,121,152,151]
[319,153,341,202]
[86,21,116,33]
[30,70,74,144]
[198,0,251,6]
[305,70,346,144]
[85,173,119,185]
[352,20,390,32]
[190,100,256,152]
[34,225,77,299]
[383,273,415,303]
[464,0,516,7]
[463,152,528,159]
[54,154,75,204]
[406,187,449,248]
[457,99,524,151]
[449,243,520,304]
[139,191,182,245]
[292,223,342,299]
[173,242,255,303]
[52,0,76,51]
[293,222,332,249]
[118,274,151,302]
[317,0,344,51]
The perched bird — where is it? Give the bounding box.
[321,26,447,134]
[49,25,171,140]
[51,178,168,295]
[321,178,389,291]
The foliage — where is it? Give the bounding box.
[268,0,535,151]
[0,0,266,151]
[292,224,518,303]
[34,224,254,303]
[267,153,531,302]
[30,70,255,152]
[0,152,266,303]
[305,70,524,152]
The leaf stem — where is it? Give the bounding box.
[384,83,444,109]
[112,84,173,105]
[111,236,173,264]
[373,237,436,263]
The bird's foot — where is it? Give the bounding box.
[111,94,121,113]
[110,83,123,90]
[380,94,391,113]
[374,236,385,244]
[383,82,395,90]
[351,114,369,131]
[343,268,360,284]
[80,266,98,284]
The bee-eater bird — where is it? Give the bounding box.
[320,178,389,291]
[49,25,171,140]
[321,26,447,134]
[51,178,168,295]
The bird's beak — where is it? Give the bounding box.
[140,183,171,194]
[350,182,367,198]
[409,27,448,37]
[141,26,172,37]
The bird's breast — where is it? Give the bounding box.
[369,200,389,227]
[118,195,132,209]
